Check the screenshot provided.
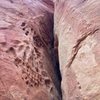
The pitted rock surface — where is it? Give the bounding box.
[0,0,61,100]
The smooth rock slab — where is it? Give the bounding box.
[54,0,100,100]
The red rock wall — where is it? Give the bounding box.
[1,0,100,100]
[54,0,100,100]
[0,0,61,100]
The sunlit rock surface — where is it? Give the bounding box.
[0,0,61,100]
[54,0,100,100]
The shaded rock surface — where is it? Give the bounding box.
[0,0,61,100]
[54,0,100,100]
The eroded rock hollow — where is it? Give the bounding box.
[0,0,100,100]
[0,0,61,100]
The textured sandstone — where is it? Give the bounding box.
[1,0,100,100]
[54,0,100,100]
[0,0,61,100]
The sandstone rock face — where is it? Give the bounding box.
[0,0,61,100]
[1,0,100,100]
[54,0,100,100]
